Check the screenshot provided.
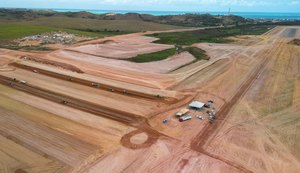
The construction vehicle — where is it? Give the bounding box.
[197,115,204,120]
[176,108,190,117]
[209,116,214,124]
[19,80,27,84]
[91,83,100,88]
[179,115,192,122]
[207,109,217,124]
[207,110,216,116]
[61,100,68,104]
[163,119,168,124]
[204,100,214,108]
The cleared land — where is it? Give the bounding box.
[0,25,299,173]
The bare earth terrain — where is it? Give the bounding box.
[0,26,300,173]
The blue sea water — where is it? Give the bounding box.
[48,9,300,20]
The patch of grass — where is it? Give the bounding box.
[289,39,300,46]
[24,17,186,32]
[128,46,208,63]
[0,24,55,40]
[0,23,124,41]
[183,47,209,61]
[21,46,55,51]
[0,23,129,50]
[128,48,176,63]
[74,28,131,37]
[149,25,274,45]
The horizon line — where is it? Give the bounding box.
[1,7,300,14]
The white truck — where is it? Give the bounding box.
[179,115,192,122]
[19,80,27,84]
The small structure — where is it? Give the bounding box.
[175,108,189,117]
[189,101,205,110]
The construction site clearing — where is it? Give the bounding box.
[0,26,300,173]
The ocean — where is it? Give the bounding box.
[51,9,300,20]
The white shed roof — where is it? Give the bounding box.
[189,101,205,109]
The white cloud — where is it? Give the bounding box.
[289,0,300,5]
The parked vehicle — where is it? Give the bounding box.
[197,115,204,120]
[179,115,192,122]
[19,80,27,84]
[163,119,168,124]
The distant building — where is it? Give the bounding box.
[189,101,205,110]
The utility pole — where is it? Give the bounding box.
[228,8,231,15]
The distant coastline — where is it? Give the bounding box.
[48,9,300,20]
[1,7,300,20]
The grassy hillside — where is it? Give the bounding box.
[150,25,274,45]
[22,17,187,32]
[0,9,252,28]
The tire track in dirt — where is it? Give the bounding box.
[190,40,285,173]
[0,75,165,149]
[10,62,177,104]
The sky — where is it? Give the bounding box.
[1,0,300,13]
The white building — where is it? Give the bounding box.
[189,101,205,110]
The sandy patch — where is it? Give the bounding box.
[67,36,173,59]
[130,132,149,145]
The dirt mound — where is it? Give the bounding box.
[19,56,84,73]
[289,39,300,46]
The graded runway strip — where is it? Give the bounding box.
[10,62,177,104]
[0,75,145,126]
[0,75,163,149]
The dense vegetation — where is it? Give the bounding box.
[0,8,251,27]
[149,25,274,45]
[129,48,177,63]
[183,47,209,60]
[128,46,208,63]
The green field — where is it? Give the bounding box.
[0,17,187,50]
[22,17,186,32]
[0,23,126,41]
[129,48,176,63]
[128,46,208,63]
[0,23,130,50]
[149,25,274,45]
[0,24,55,40]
